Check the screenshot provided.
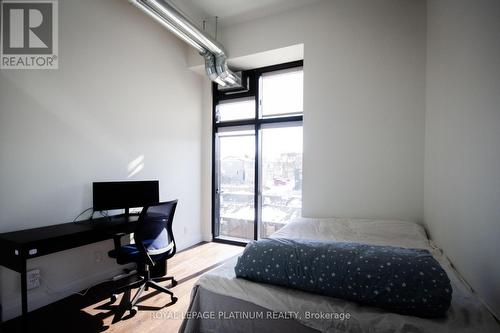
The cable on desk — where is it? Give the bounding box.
[73,208,110,223]
[72,207,94,223]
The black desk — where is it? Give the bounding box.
[0,214,139,327]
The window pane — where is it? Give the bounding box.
[218,129,255,241]
[261,68,303,118]
[217,98,255,122]
[260,125,303,238]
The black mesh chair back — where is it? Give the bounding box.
[134,200,178,263]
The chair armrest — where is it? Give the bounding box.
[112,233,127,250]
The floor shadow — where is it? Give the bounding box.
[0,254,235,333]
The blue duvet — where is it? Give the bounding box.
[235,238,452,318]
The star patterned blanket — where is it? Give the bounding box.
[235,238,452,318]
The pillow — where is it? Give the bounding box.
[235,238,452,318]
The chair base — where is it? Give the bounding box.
[112,272,177,315]
[152,275,177,287]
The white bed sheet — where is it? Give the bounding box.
[195,218,499,332]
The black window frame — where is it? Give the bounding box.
[212,60,304,246]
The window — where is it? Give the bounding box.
[216,98,255,122]
[217,128,255,240]
[213,61,303,244]
[261,67,303,118]
[260,124,303,238]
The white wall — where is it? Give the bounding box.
[200,78,213,241]
[0,0,204,319]
[200,0,426,223]
[425,0,500,317]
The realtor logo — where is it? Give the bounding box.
[1,0,58,69]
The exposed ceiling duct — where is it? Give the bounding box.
[130,0,245,90]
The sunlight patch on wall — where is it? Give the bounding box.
[127,155,144,178]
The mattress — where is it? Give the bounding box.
[180,218,500,333]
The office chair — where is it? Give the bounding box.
[108,200,178,315]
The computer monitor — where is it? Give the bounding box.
[92,181,159,212]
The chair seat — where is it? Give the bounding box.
[108,242,172,265]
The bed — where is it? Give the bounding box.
[179,218,500,332]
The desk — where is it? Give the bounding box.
[0,214,139,328]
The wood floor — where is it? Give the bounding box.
[2,242,243,333]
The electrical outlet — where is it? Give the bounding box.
[183,226,187,234]
[27,269,40,290]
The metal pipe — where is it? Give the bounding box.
[215,53,239,85]
[132,0,205,53]
[130,0,243,89]
[204,52,227,87]
[142,0,226,55]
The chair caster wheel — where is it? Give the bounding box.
[110,294,118,303]
[129,306,138,316]
[171,296,178,304]
[171,279,178,287]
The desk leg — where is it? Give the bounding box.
[20,260,28,331]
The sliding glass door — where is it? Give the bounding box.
[213,62,304,243]
[217,128,255,241]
